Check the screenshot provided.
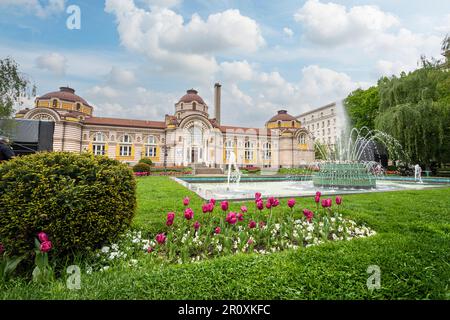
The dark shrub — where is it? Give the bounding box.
[0,152,136,261]
[138,157,153,166]
[133,162,151,173]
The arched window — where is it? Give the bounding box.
[225,140,233,160]
[189,126,203,145]
[92,132,106,155]
[76,103,81,111]
[244,140,254,161]
[52,99,58,108]
[192,102,197,110]
[181,103,184,110]
[277,120,281,127]
[145,135,157,157]
[119,134,132,157]
[263,142,271,160]
[291,120,295,127]
[299,134,306,144]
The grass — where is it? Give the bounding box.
[1,176,449,299]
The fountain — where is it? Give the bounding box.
[312,127,407,190]
[227,151,242,189]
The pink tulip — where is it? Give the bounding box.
[202,203,209,213]
[166,212,175,226]
[247,239,254,245]
[210,198,216,205]
[214,227,221,234]
[314,195,320,203]
[272,199,280,207]
[184,208,194,220]
[288,198,296,208]
[208,202,215,212]
[336,196,342,205]
[259,221,266,228]
[267,197,275,205]
[255,192,262,200]
[237,212,244,221]
[303,209,314,222]
[241,206,248,213]
[147,246,153,253]
[40,241,52,253]
[327,198,332,207]
[221,201,229,211]
[265,202,272,209]
[256,200,264,211]
[226,212,237,225]
[183,197,190,206]
[156,233,166,244]
[0,243,5,254]
[248,220,256,229]
[194,221,200,230]
[316,191,321,197]
[38,232,49,242]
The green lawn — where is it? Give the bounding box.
[1,176,449,299]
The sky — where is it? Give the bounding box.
[0,0,449,126]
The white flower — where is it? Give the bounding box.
[101,246,110,253]
[111,244,119,251]
[101,266,110,271]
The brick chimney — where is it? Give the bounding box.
[214,83,221,125]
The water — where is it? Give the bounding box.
[174,178,446,201]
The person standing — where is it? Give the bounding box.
[0,136,15,162]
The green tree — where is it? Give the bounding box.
[343,86,380,130]
[0,57,30,136]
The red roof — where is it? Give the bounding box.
[38,87,92,107]
[178,89,206,105]
[268,110,297,122]
[83,117,166,129]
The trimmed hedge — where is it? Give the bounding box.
[133,163,151,174]
[0,152,136,261]
[139,158,153,166]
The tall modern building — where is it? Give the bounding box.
[15,84,316,169]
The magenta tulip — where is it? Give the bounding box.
[303,209,314,222]
[237,212,244,221]
[38,232,49,242]
[314,195,320,203]
[316,191,321,197]
[241,206,248,213]
[226,212,237,225]
[248,220,257,229]
[214,227,221,234]
[147,246,153,253]
[0,243,5,254]
[184,208,194,220]
[156,233,166,245]
[272,199,280,207]
[210,198,216,205]
[259,221,266,228]
[265,201,272,209]
[256,200,264,211]
[288,198,296,208]
[336,196,342,205]
[247,238,254,245]
[183,197,190,206]
[166,212,175,226]
[194,221,200,230]
[255,192,262,200]
[202,203,209,213]
[40,241,52,253]
[221,201,229,211]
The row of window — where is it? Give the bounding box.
[92,133,157,145]
[302,109,334,123]
[92,144,157,157]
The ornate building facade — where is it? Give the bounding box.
[15,84,315,169]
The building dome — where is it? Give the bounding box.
[39,87,92,107]
[178,89,206,105]
[268,110,297,122]
[35,86,93,116]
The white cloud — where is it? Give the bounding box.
[283,27,294,38]
[107,66,136,86]
[87,86,119,99]
[35,52,67,75]
[0,0,65,18]
[294,0,399,45]
[138,0,180,8]
[220,60,253,81]
[104,0,264,80]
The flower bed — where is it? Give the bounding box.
[93,192,376,268]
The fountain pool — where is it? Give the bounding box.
[173,176,450,201]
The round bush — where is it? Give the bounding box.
[133,162,151,173]
[0,152,136,261]
[138,157,153,166]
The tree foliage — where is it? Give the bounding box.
[0,57,29,120]
[343,86,379,130]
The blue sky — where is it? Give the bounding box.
[0,0,449,126]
